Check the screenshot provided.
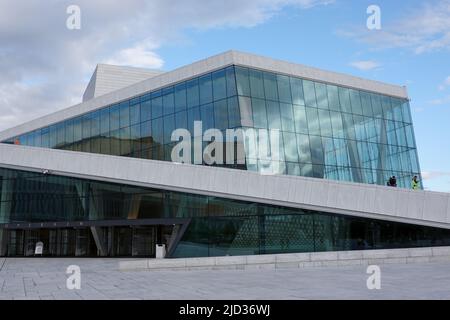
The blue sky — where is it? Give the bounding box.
[1,0,449,191]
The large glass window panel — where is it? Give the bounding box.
[251,98,267,129]
[290,77,305,106]
[330,111,344,139]
[119,101,130,128]
[65,119,74,145]
[48,125,57,148]
[151,117,164,146]
[163,90,175,116]
[318,109,332,137]
[41,127,50,148]
[34,130,41,147]
[382,96,393,120]
[400,148,412,173]
[322,137,337,167]
[365,118,378,142]
[140,120,152,150]
[282,132,298,162]
[280,103,295,132]
[239,96,253,127]
[227,96,241,128]
[141,100,151,122]
[187,79,200,108]
[371,94,383,118]
[174,83,187,113]
[293,105,308,134]
[356,141,370,166]
[286,162,301,176]
[119,126,131,155]
[263,72,278,101]
[213,99,228,130]
[360,92,374,117]
[396,125,407,147]
[315,82,328,109]
[310,135,324,165]
[73,117,82,142]
[306,107,320,136]
[90,111,100,137]
[353,115,367,141]
[349,89,363,115]
[56,123,65,148]
[100,108,110,135]
[235,66,250,96]
[277,75,292,103]
[402,101,412,124]
[163,114,175,145]
[386,120,397,145]
[110,104,120,131]
[404,125,415,148]
[226,66,237,97]
[175,111,188,130]
[187,106,201,136]
[152,96,163,119]
[212,69,227,101]
[130,124,141,153]
[296,134,312,164]
[199,74,213,105]
[391,98,404,122]
[338,88,352,113]
[200,103,214,131]
[266,100,281,130]
[342,113,356,139]
[334,138,350,167]
[249,69,265,99]
[409,150,420,173]
[130,103,140,126]
[327,85,340,111]
[109,129,121,155]
[82,115,91,140]
[303,80,317,108]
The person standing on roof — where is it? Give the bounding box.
[412,175,420,190]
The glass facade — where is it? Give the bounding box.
[235,66,421,188]
[1,65,421,188]
[0,167,448,258]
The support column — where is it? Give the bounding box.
[90,227,107,257]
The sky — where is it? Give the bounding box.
[0,0,449,192]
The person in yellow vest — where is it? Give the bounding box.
[411,176,420,190]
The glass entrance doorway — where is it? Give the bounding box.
[2,224,170,257]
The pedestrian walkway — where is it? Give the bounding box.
[1,258,450,299]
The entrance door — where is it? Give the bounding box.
[113,227,132,256]
[24,230,40,256]
[7,230,24,256]
[132,226,156,257]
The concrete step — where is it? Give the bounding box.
[118,246,450,271]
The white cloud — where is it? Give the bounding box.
[105,40,164,69]
[422,171,450,180]
[0,0,333,132]
[428,95,450,105]
[338,0,450,54]
[349,60,381,71]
